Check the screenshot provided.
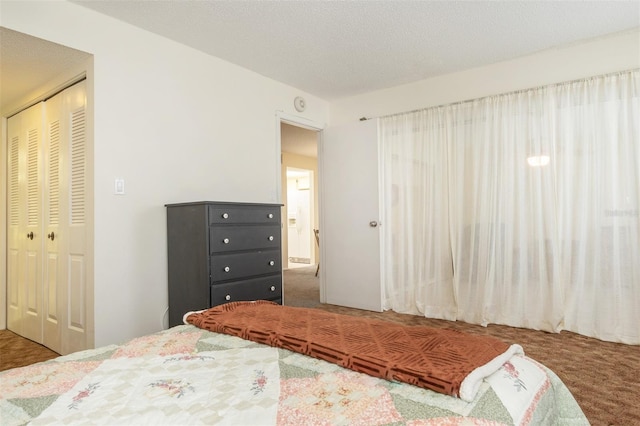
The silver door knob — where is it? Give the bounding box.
[223,238,230,244]
[369,221,378,227]
[268,213,274,219]
[225,295,231,301]
[222,213,229,219]
[224,266,230,272]
[268,260,275,266]
[270,286,276,291]
[268,236,274,241]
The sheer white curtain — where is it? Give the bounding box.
[379,110,456,320]
[380,70,639,344]
[556,72,640,343]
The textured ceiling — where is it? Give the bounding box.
[0,27,91,112]
[68,0,640,100]
[2,0,639,113]
[281,122,318,158]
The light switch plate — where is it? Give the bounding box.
[115,178,125,195]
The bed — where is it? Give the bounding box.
[1,301,588,425]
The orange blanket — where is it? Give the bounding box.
[185,301,521,400]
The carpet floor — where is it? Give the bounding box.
[0,330,59,371]
[1,265,637,426]
[283,266,639,426]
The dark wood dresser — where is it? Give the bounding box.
[166,201,283,327]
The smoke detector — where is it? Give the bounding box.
[294,96,306,112]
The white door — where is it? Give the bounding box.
[61,81,90,355]
[7,111,24,336]
[320,119,382,311]
[42,90,64,353]
[43,81,90,355]
[6,81,89,355]
[7,102,45,343]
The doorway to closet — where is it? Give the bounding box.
[1,28,94,355]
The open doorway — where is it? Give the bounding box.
[286,167,314,269]
[1,28,94,351]
[279,120,322,307]
[280,122,320,270]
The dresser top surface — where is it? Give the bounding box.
[165,201,284,208]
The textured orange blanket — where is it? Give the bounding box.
[185,301,517,399]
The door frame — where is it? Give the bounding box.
[2,63,94,352]
[275,111,325,302]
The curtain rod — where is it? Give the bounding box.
[373,68,639,120]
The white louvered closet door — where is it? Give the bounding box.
[43,91,63,353]
[42,81,89,355]
[60,81,88,355]
[7,81,88,355]
[7,110,24,336]
[7,102,45,344]
[6,114,21,334]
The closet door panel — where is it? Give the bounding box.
[7,115,23,334]
[63,81,88,355]
[16,103,45,343]
[25,251,40,313]
[23,104,45,343]
[68,255,86,331]
[43,92,63,353]
[7,249,20,327]
[45,254,59,322]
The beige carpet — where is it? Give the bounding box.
[283,265,321,308]
[0,330,59,371]
[283,266,639,426]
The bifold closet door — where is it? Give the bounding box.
[7,102,45,344]
[42,90,64,353]
[55,81,88,355]
[42,81,89,355]
[7,81,88,354]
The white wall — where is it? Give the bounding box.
[330,29,640,125]
[1,1,329,346]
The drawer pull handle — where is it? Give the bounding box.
[224,266,230,272]
[268,213,274,219]
[222,213,229,219]
[268,260,275,266]
[270,286,276,291]
[223,238,230,244]
[268,235,274,241]
[225,295,231,301]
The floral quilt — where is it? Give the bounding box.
[1,325,588,425]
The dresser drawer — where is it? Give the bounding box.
[209,205,281,225]
[210,225,281,253]
[211,250,281,282]
[210,275,282,305]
